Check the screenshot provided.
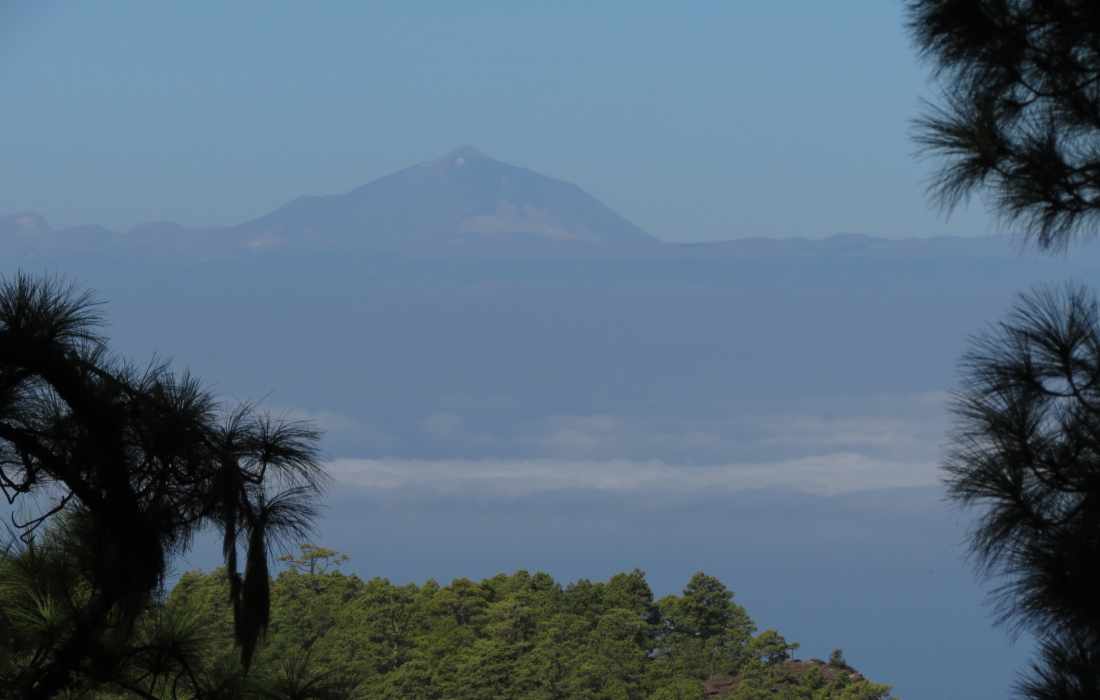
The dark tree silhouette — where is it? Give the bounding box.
[0,273,326,698]
[946,285,1100,698]
[908,4,1100,694]
[1017,632,1100,700]
[907,0,1100,249]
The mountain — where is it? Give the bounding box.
[227,146,658,253]
[3,147,658,258]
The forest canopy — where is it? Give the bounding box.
[54,544,894,699]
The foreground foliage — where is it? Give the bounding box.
[0,273,325,697]
[908,3,1100,695]
[908,0,1100,250]
[944,286,1100,698]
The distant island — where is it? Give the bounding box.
[2,146,1032,263]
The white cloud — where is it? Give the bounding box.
[326,452,938,498]
[295,391,950,496]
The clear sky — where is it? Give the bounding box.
[2,1,998,241]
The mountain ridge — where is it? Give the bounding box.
[0,147,1069,260]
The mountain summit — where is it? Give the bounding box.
[228,147,657,253]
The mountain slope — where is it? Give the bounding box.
[226,146,658,253]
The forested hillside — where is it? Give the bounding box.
[151,545,895,699]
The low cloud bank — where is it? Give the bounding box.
[320,391,949,497]
[327,452,938,497]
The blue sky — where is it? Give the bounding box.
[3,1,996,240]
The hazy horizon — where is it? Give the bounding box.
[1,143,1035,247]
